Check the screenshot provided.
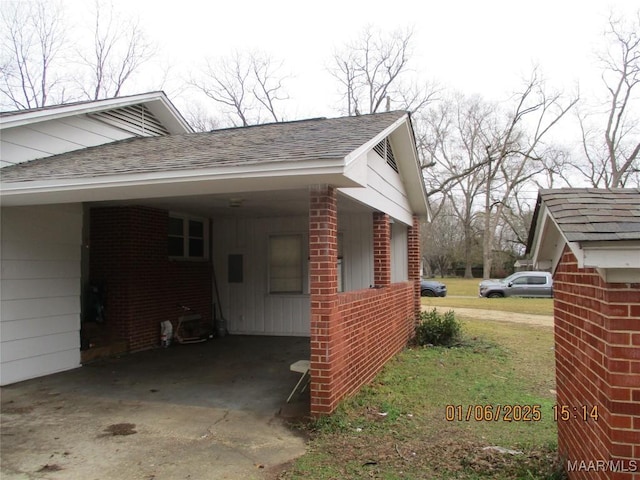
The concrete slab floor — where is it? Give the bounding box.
[1,335,311,480]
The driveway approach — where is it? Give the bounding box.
[1,336,310,480]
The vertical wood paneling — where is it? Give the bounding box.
[391,223,408,282]
[212,212,375,336]
[0,204,82,386]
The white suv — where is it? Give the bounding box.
[479,271,553,298]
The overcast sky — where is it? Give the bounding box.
[70,0,634,120]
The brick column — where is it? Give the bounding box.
[373,212,391,287]
[408,215,421,321]
[554,246,640,478]
[309,185,341,416]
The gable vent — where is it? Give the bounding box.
[373,137,398,172]
[89,105,170,137]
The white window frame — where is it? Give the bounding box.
[168,214,209,261]
[269,234,303,294]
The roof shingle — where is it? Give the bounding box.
[1,111,407,182]
[539,188,640,242]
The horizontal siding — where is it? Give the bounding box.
[1,260,79,280]
[1,331,79,363]
[1,296,79,322]
[1,115,135,166]
[0,314,78,342]
[367,151,412,218]
[0,204,82,386]
[0,278,78,300]
[0,350,80,385]
[339,151,413,226]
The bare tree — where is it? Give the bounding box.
[182,102,220,132]
[330,26,436,115]
[0,0,68,109]
[190,51,288,127]
[421,94,494,277]
[481,70,578,277]
[1,0,158,110]
[577,10,640,187]
[78,0,155,100]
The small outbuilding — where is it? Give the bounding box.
[527,188,640,474]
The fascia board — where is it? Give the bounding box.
[343,113,429,219]
[582,243,640,269]
[531,206,571,273]
[0,159,351,205]
[596,268,640,283]
[144,96,193,133]
[392,119,429,219]
[1,92,180,130]
[343,113,409,166]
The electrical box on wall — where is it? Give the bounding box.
[228,254,243,283]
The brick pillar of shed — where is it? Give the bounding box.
[553,246,640,478]
[309,185,342,416]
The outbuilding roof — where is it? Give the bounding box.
[527,188,640,283]
[533,188,640,243]
[1,111,407,182]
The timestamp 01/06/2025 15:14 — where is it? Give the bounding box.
[444,404,599,422]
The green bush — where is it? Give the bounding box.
[415,308,462,347]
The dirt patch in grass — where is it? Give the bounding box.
[436,306,553,327]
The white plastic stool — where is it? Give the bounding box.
[287,360,310,403]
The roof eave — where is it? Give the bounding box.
[0,92,193,133]
[0,159,357,206]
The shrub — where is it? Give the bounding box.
[415,309,462,347]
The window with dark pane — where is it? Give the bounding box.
[168,215,207,259]
[188,220,204,258]
[168,216,185,256]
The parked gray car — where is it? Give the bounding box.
[479,271,553,298]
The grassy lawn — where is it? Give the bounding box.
[280,317,561,479]
[424,278,554,316]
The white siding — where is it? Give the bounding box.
[339,212,374,290]
[1,115,134,166]
[0,204,82,385]
[212,212,374,336]
[340,150,413,226]
[213,216,309,336]
[390,222,408,282]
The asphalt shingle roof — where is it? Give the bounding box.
[1,111,407,182]
[539,188,640,242]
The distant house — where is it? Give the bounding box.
[527,188,640,477]
[1,95,428,416]
[513,258,534,272]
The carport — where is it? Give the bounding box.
[0,335,309,479]
[1,111,427,416]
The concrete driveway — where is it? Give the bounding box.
[1,336,310,480]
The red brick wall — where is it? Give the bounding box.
[373,212,391,287]
[334,282,415,401]
[408,215,421,321]
[90,206,212,352]
[553,246,640,479]
[309,186,419,415]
